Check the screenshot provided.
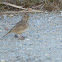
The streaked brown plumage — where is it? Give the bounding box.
[2,14,30,39]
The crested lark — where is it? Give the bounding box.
[1,14,30,39]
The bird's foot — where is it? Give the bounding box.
[18,36,27,40]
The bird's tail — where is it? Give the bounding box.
[1,31,10,40]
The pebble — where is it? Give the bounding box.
[5,28,9,30]
[9,14,14,17]
[25,38,30,40]
[45,54,50,57]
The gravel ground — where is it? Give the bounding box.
[0,12,62,62]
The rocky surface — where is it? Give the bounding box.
[0,12,62,62]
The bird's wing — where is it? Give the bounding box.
[10,22,27,32]
[9,21,22,31]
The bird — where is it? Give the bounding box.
[1,14,30,39]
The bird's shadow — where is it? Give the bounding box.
[0,33,27,40]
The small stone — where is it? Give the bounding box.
[9,14,14,17]
[5,28,8,30]
[25,38,30,40]
[45,54,50,56]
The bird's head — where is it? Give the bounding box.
[23,15,30,20]
[21,14,30,24]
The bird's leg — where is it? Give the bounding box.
[18,35,26,40]
[18,35,22,39]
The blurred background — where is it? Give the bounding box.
[0,0,62,12]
